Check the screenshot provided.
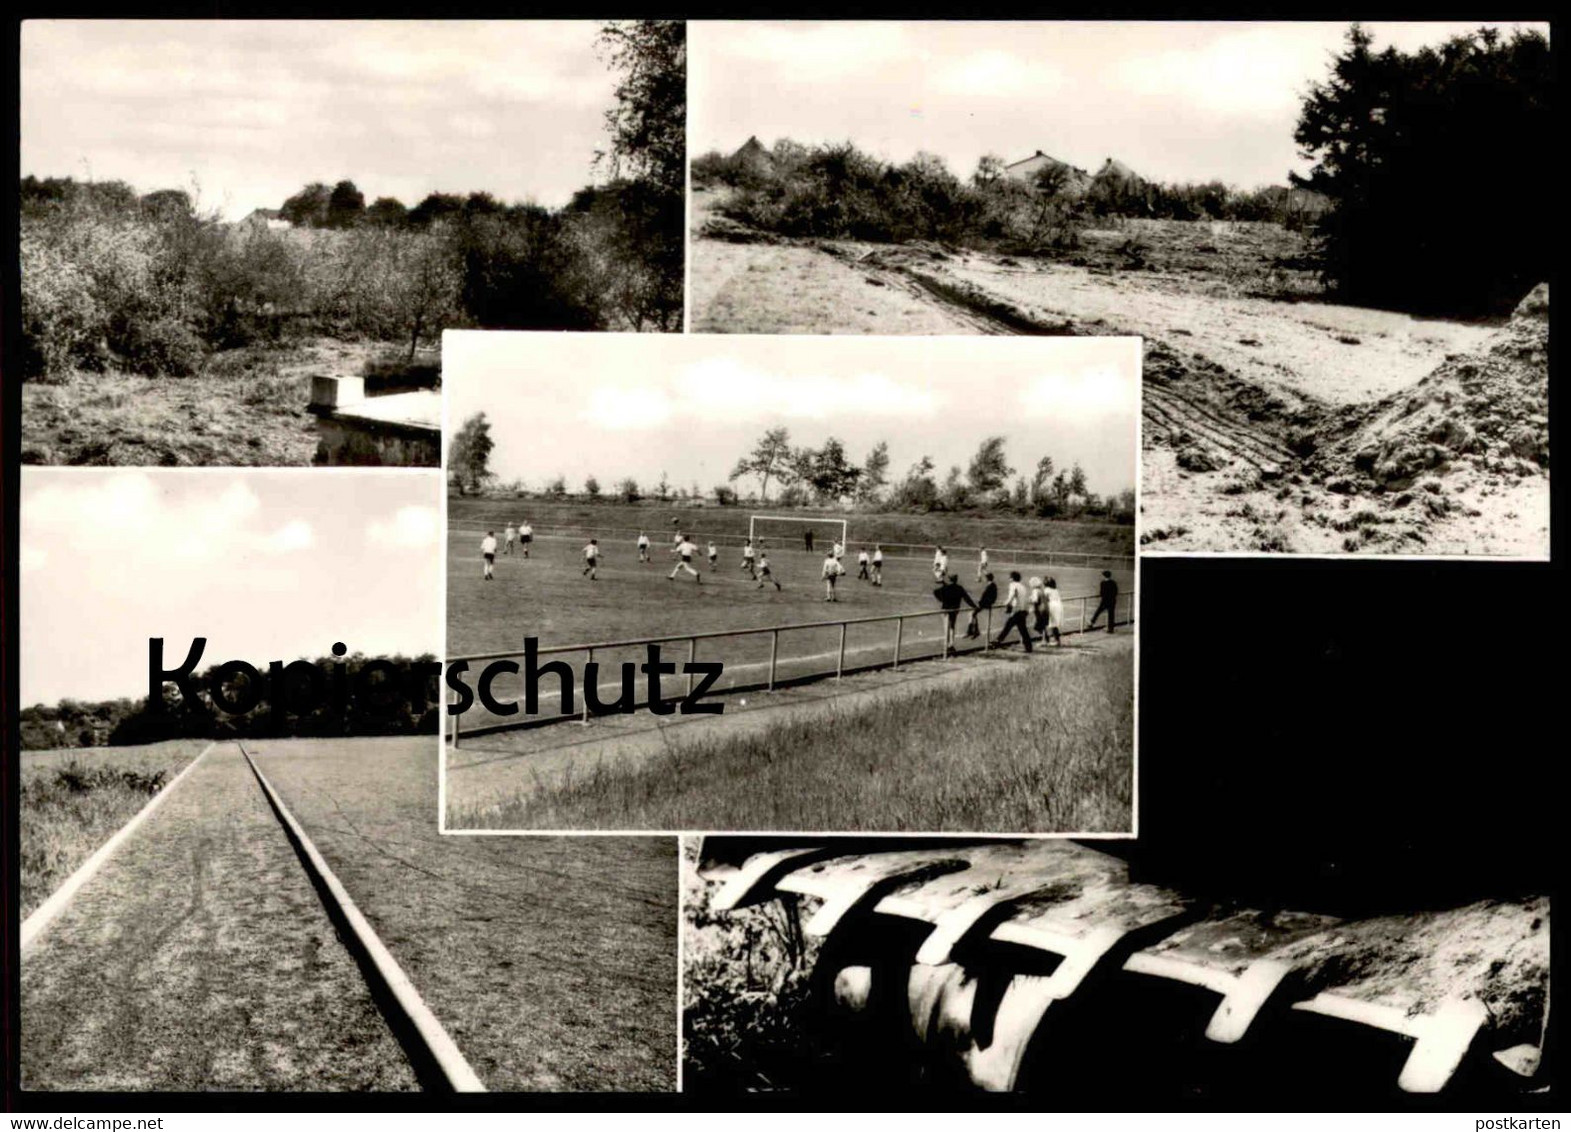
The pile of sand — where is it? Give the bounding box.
[1310,283,1549,491]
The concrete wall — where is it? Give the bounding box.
[313,419,440,467]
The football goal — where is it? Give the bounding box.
[749,514,847,553]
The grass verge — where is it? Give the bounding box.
[475,651,1132,832]
[19,740,210,918]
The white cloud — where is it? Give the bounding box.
[261,519,315,554]
[25,471,161,535]
[20,474,288,564]
[578,358,944,431]
[1019,365,1136,419]
[366,506,439,550]
[706,21,916,81]
[1112,26,1328,120]
[584,385,675,431]
[681,357,944,423]
[932,50,1066,99]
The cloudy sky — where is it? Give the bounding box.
[21,20,620,219]
[444,332,1138,501]
[19,470,443,706]
[692,21,1549,189]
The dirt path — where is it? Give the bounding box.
[21,742,416,1091]
[448,632,1133,825]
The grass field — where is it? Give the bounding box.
[246,735,677,1092]
[19,739,211,918]
[465,645,1132,832]
[448,527,1132,690]
[449,497,1136,563]
[446,517,1134,833]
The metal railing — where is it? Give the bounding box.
[447,588,1135,746]
[451,521,1134,572]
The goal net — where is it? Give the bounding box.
[749,515,848,553]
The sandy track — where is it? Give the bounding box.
[21,742,416,1092]
[690,237,986,336]
[937,259,1496,405]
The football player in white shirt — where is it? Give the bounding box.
[637,531,651,563]
[480,532,498,580]
[706,541,719,568]
[668,538,702,583]
[821,551,844,602]
[932,546,949,582]
[832,539,845,561]
[871,545,884,586]
[581,538,599,580]
[503,523,517,555]
[756,552,782,591]
[856,547,871,580]
[976,546,990,582]
[739,538,757,578]
[519,521,533,558]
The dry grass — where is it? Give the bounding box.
[18,739,210,918]
[19,337,402,466]
[470,653,1132,832]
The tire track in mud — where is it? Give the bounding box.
[853,255,1078,336]
[854,245,1306,476]
[1143,385,1295,471]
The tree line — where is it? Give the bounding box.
[450,414,1134,523]
[18,651,440,750]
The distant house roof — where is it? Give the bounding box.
[731,136,776,175]
[240,207,291,228]
[1002,150,1091,194]
[1092,157,1144,187]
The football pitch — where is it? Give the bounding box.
[447,527,1135,729]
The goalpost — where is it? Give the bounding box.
[749,514,848,552]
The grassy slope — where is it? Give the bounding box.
[450,496,1134,560]
[21,743,416,1091]
[19,337,402,467]
[256,735,677,1092]
[19,739,211,918]
[475,650,1133,832]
